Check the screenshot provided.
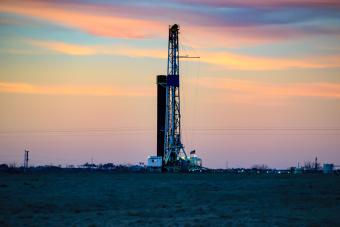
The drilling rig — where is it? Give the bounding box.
[148,24,202,172]
[164,24,187,169]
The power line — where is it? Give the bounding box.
[0,127,339,136]
[187,128,340,131]
[0,128,339,132]
[0,128,154,134]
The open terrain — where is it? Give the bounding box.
[0,171,340,226]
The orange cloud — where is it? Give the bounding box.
[26,39,340,70]
[0,82,153,97]
[200,51,340,70]
[27,39,166,58]
[0,0,165,39]
[196,77,340,99]
[28,40,96,56]
[0,0,323,48]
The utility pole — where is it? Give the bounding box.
[314,156,319,170]
[24,149,29,169]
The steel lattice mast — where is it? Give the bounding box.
[164,24,187,165]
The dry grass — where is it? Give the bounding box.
[0,172,339,226]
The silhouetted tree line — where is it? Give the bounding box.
[0,162,147,173]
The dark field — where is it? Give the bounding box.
[1,172,340,226]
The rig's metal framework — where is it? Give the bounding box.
[163,24,187,166]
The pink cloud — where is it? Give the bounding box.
[0,81,153,97]
[176,0,340,8]
[196,77,340,100]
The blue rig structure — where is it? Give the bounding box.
[154,24,201,172]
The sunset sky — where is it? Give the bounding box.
[0,0,339,168]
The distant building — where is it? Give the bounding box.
[147,156,162,171]
[294,167,303,174]
[189,154,202,167]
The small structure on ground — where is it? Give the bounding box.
[323,163,334,174]
[147,156,162,172]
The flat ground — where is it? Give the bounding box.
[0,172,339,226]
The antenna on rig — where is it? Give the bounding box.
[179,55,200,59]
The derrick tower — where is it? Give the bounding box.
[154,24,200,171]
[163,24,187,166]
